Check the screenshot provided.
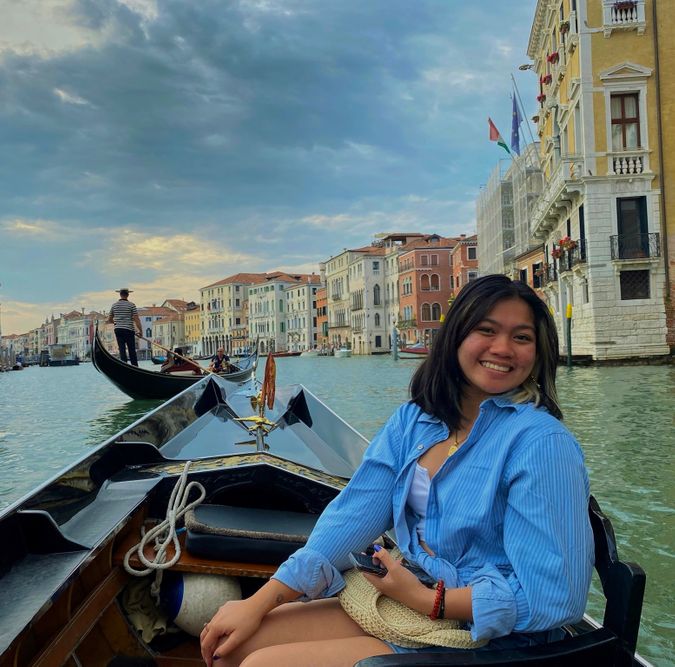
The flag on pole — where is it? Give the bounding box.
[488,117,510,155]
[511,93,523,156]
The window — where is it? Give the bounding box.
[373,284,381,305]
[620,270,650,300]
[468,271,478,282]
[617,197,649,257]
[519,268,528,284]
[611,93,640,150]
[420,274,430,291]
[431,303,441,320]
[145,328,152,337]
[420,255,429,266]
[468,246,477,260]
[449,275,454,288]
[421,303,431,321]
[374,313,380,326]
[430,274,440,290]
[373,261,380,272]
[375,335,382,348]
[430,255,438,266]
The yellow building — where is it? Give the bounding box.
[184,303,202,355]
[527,0,671,359]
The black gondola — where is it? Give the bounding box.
[0,373,650,666]
[92,328,258,400]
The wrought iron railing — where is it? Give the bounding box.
[542,263,558,285]
[570,238,587,266]
[610,232,660,260]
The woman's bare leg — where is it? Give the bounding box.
[219,598,393,666]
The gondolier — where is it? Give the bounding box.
[107,288,142,366]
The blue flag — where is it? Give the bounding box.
[511,93,522,156]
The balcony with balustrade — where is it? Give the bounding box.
[603,0,646,36]
[610,232,660,260]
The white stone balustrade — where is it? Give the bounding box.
[603,0,646,35]
[609,151,649,175]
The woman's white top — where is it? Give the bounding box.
[408,463,431,541]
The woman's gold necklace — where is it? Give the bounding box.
[447,431,465,457]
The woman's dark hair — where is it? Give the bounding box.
[409,274,561,428]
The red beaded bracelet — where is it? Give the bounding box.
[429,579,445,620]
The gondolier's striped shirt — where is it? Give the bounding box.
[110,300,138,331]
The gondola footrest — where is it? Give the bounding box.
[185,505,318,564]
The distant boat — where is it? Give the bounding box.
[273,351,302,358]
[399,342,429,358]
[300,349,320,357]
[334,346,352,358]
[46,343,80,366]
[92,329,258,400]
[151,355,167,365]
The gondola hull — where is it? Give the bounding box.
[92,329,258,400]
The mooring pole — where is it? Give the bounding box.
[566,303,573,367]
[392,325,398,361]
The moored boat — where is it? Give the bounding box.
[92,329,258,400]
[398,342,429,358]
[0,372,651,666]
[151,355,167,365]
[334,346,352,358]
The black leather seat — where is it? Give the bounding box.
[185,504,319,564]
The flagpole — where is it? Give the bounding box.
[511,73,540,167]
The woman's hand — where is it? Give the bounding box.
[361,547,433,616]
[199,598,266,666]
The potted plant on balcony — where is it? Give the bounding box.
[559,20,570,34]
[550,247,562,260]
[536,93,547,104]
[559,236,578,251]
[614,0,637,12]
[547,51,560,64]
[540,74,553,85]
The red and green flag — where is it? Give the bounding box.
[488,117,510,155]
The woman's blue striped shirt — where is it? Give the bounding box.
[273,397,594,641]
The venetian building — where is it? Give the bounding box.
[526,0,671,359]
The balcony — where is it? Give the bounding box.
[608,150,649,176]
[570,238,587,267]
[397,319,417,330]
[610,232,660,260]
[537,264,558,286]
[603,0,646,36]
[531,158,584,238]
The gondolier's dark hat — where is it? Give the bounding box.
[115,288,133,293]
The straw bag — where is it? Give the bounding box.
[338,565,486,649]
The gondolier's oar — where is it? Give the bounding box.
[134,333,214,375]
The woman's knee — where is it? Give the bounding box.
[239,646,283,667]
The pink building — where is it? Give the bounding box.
[450,234,479,298]
[398,235,459,347]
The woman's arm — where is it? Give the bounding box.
[469,430,593,640]
[272,407,407,598]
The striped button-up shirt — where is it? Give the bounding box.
[273,397,593,642]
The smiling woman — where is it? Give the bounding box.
[198,276,593,665]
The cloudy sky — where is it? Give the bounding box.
[0,0,538,335]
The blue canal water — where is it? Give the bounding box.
[0,357,672,664]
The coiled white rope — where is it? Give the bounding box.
[123,460,206,601]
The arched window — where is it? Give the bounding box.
[420,274,430,291]
[374,313,381,326]
[432,302,442,320]
[421,303,431,321]
[373,284,381,305]
[430,274,440,290]
[145,328,151,337]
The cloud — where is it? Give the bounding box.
[54,87,92,106]
[0,217,76,241]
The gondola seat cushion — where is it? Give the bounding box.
[185,505,319,564]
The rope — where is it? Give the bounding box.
[123,461,206,601]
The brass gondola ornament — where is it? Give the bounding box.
[234,354,277,451]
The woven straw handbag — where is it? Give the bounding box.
[338,566,487,649]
